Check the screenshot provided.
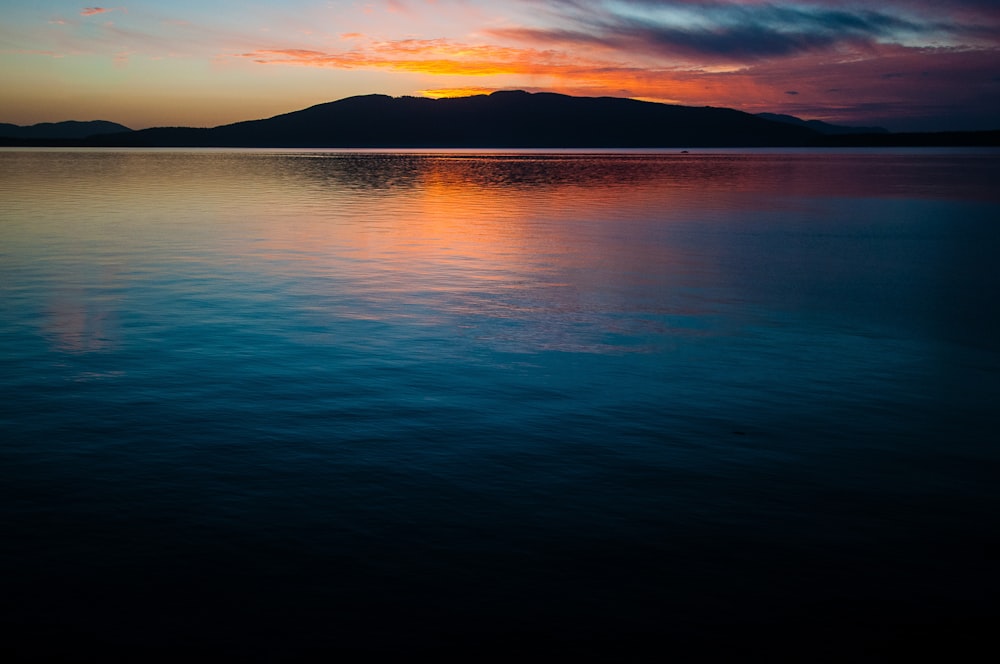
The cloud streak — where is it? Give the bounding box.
[245,39,570,73]
[80,7,113,16]
[498,1,992,63]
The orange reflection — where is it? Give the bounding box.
[233,154,719,353]
[11,151,987,357]
[237,151,972,345]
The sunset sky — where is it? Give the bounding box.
[1,1,998,131]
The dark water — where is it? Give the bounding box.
[2,148,999,661]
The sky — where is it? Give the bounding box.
[1,1,998,131]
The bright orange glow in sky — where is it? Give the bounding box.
[1,1,998,131]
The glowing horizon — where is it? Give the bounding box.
[1,1,997,132]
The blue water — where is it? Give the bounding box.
[2,149,999,660]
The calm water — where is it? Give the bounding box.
[2,148,999,660]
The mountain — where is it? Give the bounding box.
[0,120,132,140]
[83,91,823,148]
[756,112,889,135]
[3,92,996,148]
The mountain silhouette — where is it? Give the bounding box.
[84,91,825,148]
[755,113,889,135]
[0,120,132,140]
[2,92,997,147]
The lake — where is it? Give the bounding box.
[2,148,998,661]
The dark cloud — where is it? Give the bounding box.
[546,0,998,18]
[507,1,996,62]
[494,23,854,60]
[620,19,863,59]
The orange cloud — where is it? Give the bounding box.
[419,87,501,99]
[243,40,581,75]
[81,7,111,16]
[241,38,680,89]
[239,38,729,105]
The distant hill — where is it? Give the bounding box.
[0,120,132,140]
[82,91,823,148]
[2,92,996,148]
[755,113,889,135]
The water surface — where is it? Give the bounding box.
[2,148,998,659]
